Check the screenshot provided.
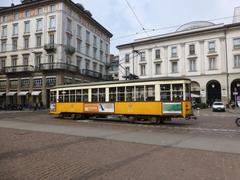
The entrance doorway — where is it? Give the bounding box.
[206,80,221,105]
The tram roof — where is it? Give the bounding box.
[52,77,191,90]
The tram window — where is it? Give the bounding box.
[146,85,155,101]
[172,84,183,101]
[99,88,105,102]
[64,90,70,102]
[109,87,116,102]
[136,86,144,101]
[70,90,76,102]
[160,84,171,101]
[117,87,125,102]
[92,89,98,102]
[59,91,63,102]
[126,86,134,101]
[83,89,88,102]
[50,91,56,103]
[185,83,191,101]
[76,89,82,102]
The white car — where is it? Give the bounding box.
[212,102,225,112]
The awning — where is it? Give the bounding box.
[6,92,17,96]
[18,91,29,96]
[0,92,6,96]
[191,93,200,98]
[31,91,42,96]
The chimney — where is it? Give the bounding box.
[233,7,240,23]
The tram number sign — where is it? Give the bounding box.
[233,92,238,95]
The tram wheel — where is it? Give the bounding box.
[236,118,240,127]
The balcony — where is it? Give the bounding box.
[40,63,79,72]
[81,69,102,79]
[4,65,35,74]
[65,45,75,55]
[44,43,57,53]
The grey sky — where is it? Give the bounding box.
[1,0,240,54]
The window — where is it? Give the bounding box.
[233,38,240,49]
[35,54,41,68]
[24,21,30,33]
[66,18,72,32]
[49,5,56,12]
[86,30,90,43]
[172,61,178,73]
[21,79,30,88]
[140,52,145,61]
[13,23,18,35]
[172,84,183,101]
[93,35,97,46]
[85,60,90,69]
[2,25,7,37]
[66,34,72,46]
[23,55,29,69]
[12,38,18,51]
[125,66,130,75]
[77,56,82,69]
[25,10,30,18]
[48,54,54,64]
[100,40,103,50]
[155,49,160,59]
[77,39,82,52]
[85,45,90,56]
[33,78,42,88]
[0,81,6,89]
[36,19,42,31]
[11,56,17,68]
[171,47,177,57]
[140,64,146,76]
[146,85,155,101]
[117,87,125,101]
[106,44,109,52]
[77,25,82,38]
[46,78,56,87]
[49,16,56,29]
[109,87,116,102]
[0,58,6,70]
[1,40,6,52]
[36,34,42,47]
[155,63,161,75]
[160,84,170,101]
[125,54,130,63]
[136,86,144,101]
[49,34,54,44]
[100,51,103,61]
[24,36,29,49]
[208,41,215,52]
[66,56,71,64]
[209,57,216,70]
[234,55,240,68]
[37,8,43,15]
[99,65,103,74]
[2,16,7,23]
[189,44,195,55]
[10,80,18,89]
[93,47,97,59]
[14,12,19,20]
[189,59,196,72]
[93,62,97,72]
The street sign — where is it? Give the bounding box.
[233,92,238,95]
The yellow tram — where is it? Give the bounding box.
[49,77,194,123]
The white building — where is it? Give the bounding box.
[117,21,240,105]
[0,0,112,108]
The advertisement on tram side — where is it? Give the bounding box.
[84,103,115,113]
[162,102,182,114]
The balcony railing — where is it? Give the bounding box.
[40,63,79,72]
[81,69,102,79]
[65,45,75,55]
[4,65,35,73]
[44,43,57,53]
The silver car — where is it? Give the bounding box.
[212,101,225,112]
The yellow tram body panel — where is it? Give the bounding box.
[115,102,162,115]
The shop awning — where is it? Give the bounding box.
[6,92,17,96]
[18,91,29,96]
[0,92,6,96]
[31,91,42,96]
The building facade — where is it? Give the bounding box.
[117,21,240,105]
[0,0,112,108]
[109,55,119,80]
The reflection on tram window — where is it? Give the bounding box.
[126,86,134,101]
[109,87,116,102]
[117,87,125,102]
[59,91,63,102]
[83,89,88,102]
[99,88,105,102]
[136,86,144,101]
[172,84,183,101]
[146,85,155,101]
[92,88,98,102]
[76,89,82,102]
[160,84,171,101]
[70,90,75,102]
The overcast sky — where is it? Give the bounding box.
[1,0,240,54]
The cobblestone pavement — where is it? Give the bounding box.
[1,128,240,180]
[0,110,240,180]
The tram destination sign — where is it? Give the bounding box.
[162,102,182,114]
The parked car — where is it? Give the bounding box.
[212,101,225,112]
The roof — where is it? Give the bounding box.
[52,77,191,89]
[117,22,240,49]
[0,0,112,38]
[176,21,215,32]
